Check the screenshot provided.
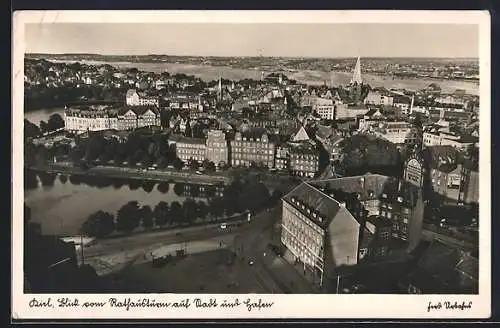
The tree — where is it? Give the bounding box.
[24,168,39,190]
[141,181,156,193]
[202,160,216,173]
[157,182,169,193]
[84,134,107,162]
[81,211,115,238]
[38,171,57,187]
[59,174,68,184]
[188,158,199,170]
[47,113,65,132]
[140,205,154,230]
[208,197,225,220]
[24,119,41,139]
[173,157,184,171]
[169,201,183,226]
[153,201,169,227]
[196,201,209,222]
[173,183,185,196]
[39,120,49,135]
[156,156,168,169]
[182,198,198,225]
[116,201,140,234]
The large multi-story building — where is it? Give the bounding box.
[116,107,161,131]
[372,122,419,145]
[175,137,207,163]
[230,129,275,168]
[364,90,394,106]
[205,130,229,166]
[280,174,424,289]
[312,97,336,120]
[289,145,320,178]
[423,130,476,150]
[430,163,479,205]
[126,89,160,107]
[275,146,290,171]
[64,106,160,133]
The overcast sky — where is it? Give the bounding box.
[25,23,479,58]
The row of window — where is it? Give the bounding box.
[284,205,324,235]
[283,212,323,245]
[232,148,274,155]
[282,230,320,266]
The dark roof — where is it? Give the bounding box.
[366,215,393,227]
[282,182,349,228]
[117,106,159,116]
[437,163,460,174]
[311,174,391,202]
[409,240,478,293]
[177,137,206,145]
[311,174,421,208]
[393,95,411,104]
[239,128,270,140]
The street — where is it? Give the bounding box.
[31,162,232,185]
[79,204,317,293]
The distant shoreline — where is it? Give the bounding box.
[25,53,479,61]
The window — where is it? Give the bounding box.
[359,248,368,257]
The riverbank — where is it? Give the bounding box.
[28,162,232,186]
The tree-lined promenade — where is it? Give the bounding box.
[80,173,283,238]
[25,167,285,239]
[27,161,231,186]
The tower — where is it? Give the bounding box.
[404,146,425,188]
[218,76,223,102]
[350,56,363,85]
[349,56,364,105]
[410,94,415,114]
[279,73,283,85]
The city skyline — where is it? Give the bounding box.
[25,23,479,58]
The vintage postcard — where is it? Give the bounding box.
[12,10,491,320]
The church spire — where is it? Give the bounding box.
[350,56,362,85]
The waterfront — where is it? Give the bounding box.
[25,174,217,236]
[50,59,479,95]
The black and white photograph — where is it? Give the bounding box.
[12,10,491,319]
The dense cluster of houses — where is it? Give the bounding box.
[33,56,480,294]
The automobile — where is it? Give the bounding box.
[195,170,203,175]
[248,260,254,266]
[220,223,227,229]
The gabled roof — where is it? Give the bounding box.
[292,126,310,142]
